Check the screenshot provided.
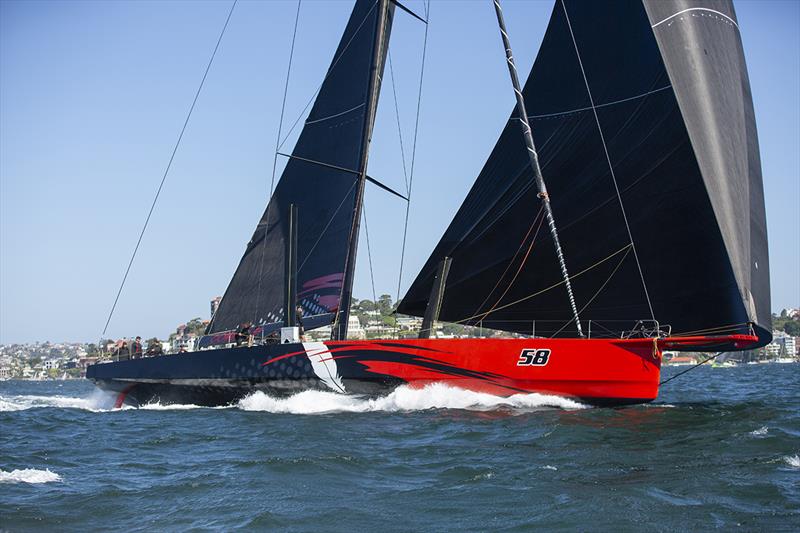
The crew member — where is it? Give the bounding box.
[295,306,305,340]
[132,336,143,359]
[117,341,129,361]
[146,340,163,356]
[235,322,252,346]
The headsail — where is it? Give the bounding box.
[208,0,394,335]
[397,0,771,347]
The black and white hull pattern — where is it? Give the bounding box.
[88,343,397,407]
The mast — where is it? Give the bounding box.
[284,204,298,328]
[334,0,393,340]
[491,0,583,337]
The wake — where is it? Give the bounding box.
[1,384,586,414]
[0,391,227,412]
[238,383,587,414]
[0,390,114,412]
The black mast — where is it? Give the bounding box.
[334,0,393,340]
[284,204,298,328]
[492,0,583,337]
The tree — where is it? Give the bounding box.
[377,294,393,316]
[784,320,800,337]
[185,318,207,336]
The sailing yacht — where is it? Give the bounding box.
[88,0,770,407]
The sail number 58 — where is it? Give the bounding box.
[517,349,550,366]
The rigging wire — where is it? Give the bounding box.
[101,0,238,337]
[549,245,632,338]
[277,1,380,151]
[362,205,378,304]
[671,322,751,337]
[388,51,410,194]
[472,205,545,318]
[452,243,633,326]
[396,0,430,302]
[659,352,724,386]
[253,0,302,322]
[477,207,546,323]
[493,0,583,337]
[560,0,656,323]
[297,180,358,272]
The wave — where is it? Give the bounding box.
[785,455,800,469]
[0,391,113,412]
[238,383,587,414]
[0,468,62,484]
[2,384,585,414]
[0,393,233,412]
[749,426,769,437]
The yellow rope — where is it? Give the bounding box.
[548,245,632,338]
[453,243,633,326]
[670,322,751,337]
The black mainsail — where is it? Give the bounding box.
[398,0,771,347]
[208,0,394,337]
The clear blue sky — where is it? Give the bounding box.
[1,0,798,344]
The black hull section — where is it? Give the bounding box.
[90,379,401,408]
[87,343,402,407]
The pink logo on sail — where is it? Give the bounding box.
[300,273,344,312]
[300,273,343,295]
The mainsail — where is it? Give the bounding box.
[208,0,394,335]
[398,0,771,347]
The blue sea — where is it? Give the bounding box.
[1,363,798,531]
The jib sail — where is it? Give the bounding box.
[208,0,394,336]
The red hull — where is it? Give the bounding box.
[89,334,759,408]
[303,334,759,404]
[318,337,663,404]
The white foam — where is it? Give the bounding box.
[138,402,230,411]
[785,455,800,468]
[237,383,587,414]
[749,426,769,437]
[0,389,118,412]
[0,468,62,484]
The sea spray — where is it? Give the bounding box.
[2,384,586,413]
[0,389,120,412]
[237,383,587,414]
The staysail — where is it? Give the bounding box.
[398,0,771,346]
[208,0,394,336]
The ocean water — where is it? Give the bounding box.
[1,364,798,531]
